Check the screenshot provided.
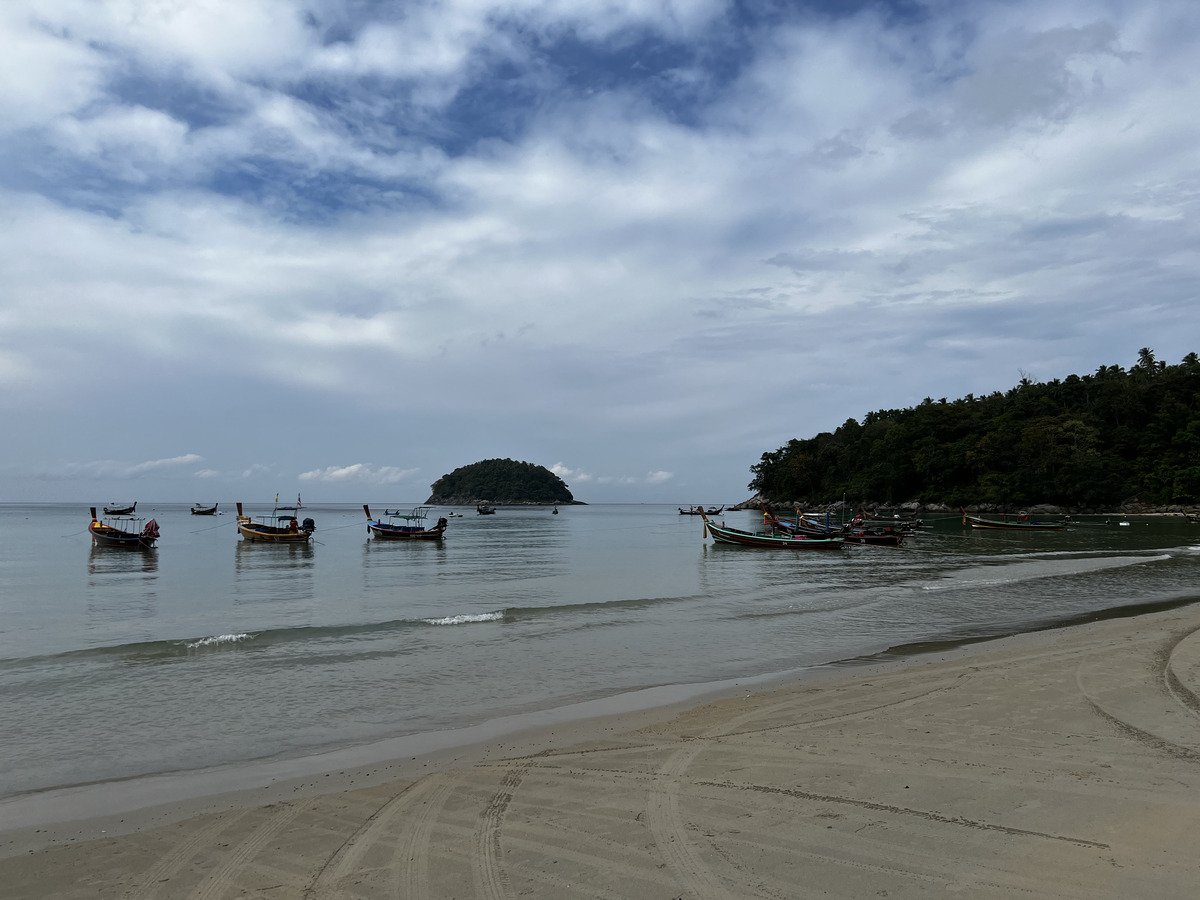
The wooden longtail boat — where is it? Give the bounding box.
[190,502,218,515]
[103,501,136,515]
[680,505,724,516]
[701,512,843,549]
[841,528,904,546]
[89,507,159,549]
[960,508,1066,531]
[236,501,315,543]
[476,502,496,515]
[364,505,448,540]
[762,505,904,547]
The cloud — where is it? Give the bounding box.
[2,0,1199,503]
[298,464,421,484]
[36,454,204,480]
[550,462,592,483]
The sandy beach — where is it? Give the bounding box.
[5,604,1200,898]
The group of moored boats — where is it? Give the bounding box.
[86,499,1098,553]
[699,505,920,549]
[87,498,508,550]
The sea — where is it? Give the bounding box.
[2,502,1199,812]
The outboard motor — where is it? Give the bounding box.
[302,517,316,533]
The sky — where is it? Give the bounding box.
[1,0,1198,505]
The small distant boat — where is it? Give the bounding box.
[364,505,448,540]
[447,512,464,518]
[700,511,842,549]
[552,506,559,514]
[476,502,496,515]
[103,501,136,516]
[960,508,1066,531]
[89,507,159,549]
[190,502,219,516]
[236,500,315,543]
[680,505,724,516]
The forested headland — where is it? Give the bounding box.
[427,458,577,505]
[749,349,1200,511]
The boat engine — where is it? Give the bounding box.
[302,517,316,533]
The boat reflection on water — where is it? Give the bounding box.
[234,539,316,608]
[87,543,160,577]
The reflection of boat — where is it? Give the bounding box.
[700,512,842,549]
[89,507,159,548]
[191,502,219,515]
[103,501,136,515]
[364,505,448,540]
[476,502,496,515]
[680,505,723,515]
[960,508,1066,531]
[236,500,315,543]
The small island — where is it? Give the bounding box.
[427,458,581,506]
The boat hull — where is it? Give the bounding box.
[702,515,843,549]
[960,509,1065,531]
[89,521,156,549]
[367,521,446,540]
[237,522,311,543]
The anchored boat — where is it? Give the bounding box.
[236,500,315,543]
[364,505,448,540]
[89,507,159,549]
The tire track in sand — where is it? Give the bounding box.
[191,800,311,900]
[303,774,461,900]
[647,742,738,900]
[123,811,250,900]
[474,761,529,900]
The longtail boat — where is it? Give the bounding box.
[762,505,904,546]
[680,505,724,516]
[236,500,315,543]
[103,501,136,515]
[476,502,496,515]
[701,511,843,549]
[89,507,159,549]
[841,528,904,546]
[364,505,448,540]
[960,508,1066,531]
[190,502,219,515]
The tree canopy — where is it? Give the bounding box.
[749,350,1200,508]
[427,459,575,504]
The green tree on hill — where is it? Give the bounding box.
[749,350,1200,508]
[427,459,575,504]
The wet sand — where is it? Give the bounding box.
[5,604,1200,898]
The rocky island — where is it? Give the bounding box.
[426,458,581,506]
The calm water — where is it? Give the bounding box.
[2,502,1199,800]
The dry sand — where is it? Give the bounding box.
[5,604,1200,898]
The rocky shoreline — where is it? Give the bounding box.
[425,496,587,506]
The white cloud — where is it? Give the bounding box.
[550,462,592,483]
[2,0,1199,502]
[299,464,421,484]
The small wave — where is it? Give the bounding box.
[183,633,255,650]
[423,612,506,626]
[920,553,1171,592]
